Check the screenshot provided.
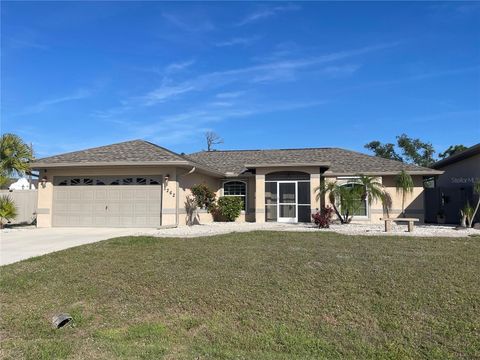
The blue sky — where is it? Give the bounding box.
[2,1,479,158]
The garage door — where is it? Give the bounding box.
[52,176,162,227]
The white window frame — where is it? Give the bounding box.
[337,179,369,219]
[222,180,247,213]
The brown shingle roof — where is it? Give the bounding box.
[31,140,441,176]
[187,148,441,175]
[32,140,189,166]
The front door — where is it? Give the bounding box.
[278,181,297,223]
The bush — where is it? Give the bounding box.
[0,195,17,229]
[216,196,243,222]
[312,206,334,228]
[191,184,216,212]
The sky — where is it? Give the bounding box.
[1,1,479,158]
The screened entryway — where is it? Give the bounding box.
[265,172,311,223]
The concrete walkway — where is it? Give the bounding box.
[0,227,158,266]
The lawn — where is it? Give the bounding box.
[1,231,479,359]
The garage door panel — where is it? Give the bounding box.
[53,184,161,227]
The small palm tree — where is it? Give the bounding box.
[357,175,392,218]
[315,179,370,224]
[395,170,414,218]
[0,195,18,229]
[469,180,480,227]
[0,133,34,187]
[315,181,344,223]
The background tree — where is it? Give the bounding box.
[438,144,467,159]
[205,131,223,151]
[364,141,403,162]
[396,134,435,167]
[395,170,414,218]
[364,133,436,167]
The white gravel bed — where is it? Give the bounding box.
[143,222,479,238]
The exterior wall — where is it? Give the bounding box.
[435,154,480,188]
[178,171,220,225]
[36,166,177,227]
[323,175,425,224]
[0,190,37,225]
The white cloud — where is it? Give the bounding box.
[164,60,196,74]
[143,82,196,105]
[215,36,260,47]
[215,91,245,99]
[162,12,215,32]
[15,88,92,116]
[237,4,301,26]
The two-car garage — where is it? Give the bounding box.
[52,176,163,227]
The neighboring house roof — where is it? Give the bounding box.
[188,148,442,176]
[432,143,480,169]
[31,140,442,176]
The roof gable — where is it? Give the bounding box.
[32,140,188,166]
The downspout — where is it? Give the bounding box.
[174,167,196,227]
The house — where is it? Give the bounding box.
[31,140,442,228]
[425,143,480,224]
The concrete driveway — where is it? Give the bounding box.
[0,227,158,266]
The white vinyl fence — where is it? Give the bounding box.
[0,190,37,225]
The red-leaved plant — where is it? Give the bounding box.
[312,206,335,228]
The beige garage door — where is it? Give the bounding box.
[52,176,162,227]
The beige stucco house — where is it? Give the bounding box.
[31,140,442,228]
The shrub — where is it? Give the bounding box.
[0,195,17,228]
[217,196,243,222]
[312,206,334,228]
[191,184,216,212]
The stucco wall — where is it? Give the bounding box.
[435,154,480,188]
[323,175,425,224]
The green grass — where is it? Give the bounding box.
[1,231,479,359]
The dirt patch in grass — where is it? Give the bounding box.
[1,231,479,359]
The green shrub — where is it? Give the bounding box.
[0,195,17,228]
[217,196,243,222]
[191,184,216,212]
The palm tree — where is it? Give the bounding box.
[315,180,366,224]
[0,133,33,185]
[395,170,414,218]
[0,134,33,181]
[0,195,18,228]
[356,175,391,218]
[469,180,480,227]
[315,181,344,223]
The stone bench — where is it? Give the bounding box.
[380,218,420,233]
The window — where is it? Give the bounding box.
[339,182,367,217]
[54,176,163,186]
[223,181,247,211]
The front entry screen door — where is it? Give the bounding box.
[278,182,297,223]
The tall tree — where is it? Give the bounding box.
[205,131,223,151]
[395,170,414,218]
[396,134,435,167]
[364,141,403,162]
[0,133,33,186]
[438,144,468,159]
[364,134,436,167]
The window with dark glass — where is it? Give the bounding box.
[223,181,246,211]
